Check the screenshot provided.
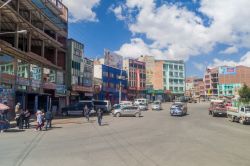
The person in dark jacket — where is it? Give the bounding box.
[97,109,103,126]
[45,110,53,130]
[23,109,31,129]
[84,105,90,122]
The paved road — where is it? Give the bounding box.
[1,102,250,166]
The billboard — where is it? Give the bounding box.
[104,49,123,69]
[219,66,236,75]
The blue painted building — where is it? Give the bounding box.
[94,64,128,105]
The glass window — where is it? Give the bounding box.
[169,64,173,69]
[174,65,178,70]
[43,68,56,83]
[0,54,15,75]
[30,64,41,81]
[17,59,29,78]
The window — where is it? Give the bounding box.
[179,66,183,70]
[174,65,178,70]
[170,72,173,76]
[169,64,173,69]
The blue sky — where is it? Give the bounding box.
[64,0,250,77]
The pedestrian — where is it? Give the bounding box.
[45,110,53,130]
[97,108,103,126]
[23,109,31,129]
[84,105,89,122]
[15,102,21,128]
[35,111,43,131]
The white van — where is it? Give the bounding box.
[134,98,148,106]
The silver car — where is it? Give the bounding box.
[170,102,187,116]
[138,103,148,111]
[112,105,141,117]
[152,101,162,110]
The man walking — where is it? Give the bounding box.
[45,110,53,130]
[97,108,103,126]
[23,109,31,129]
[84,105,89,122]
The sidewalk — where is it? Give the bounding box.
[9,116,84,128]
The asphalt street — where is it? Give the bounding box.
[1,102,250,166]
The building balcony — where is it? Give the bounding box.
[42,0,68,22]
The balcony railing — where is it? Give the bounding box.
[44,0,68,22]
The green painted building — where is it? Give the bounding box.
[163,60,185,96]
[218,83,241,97]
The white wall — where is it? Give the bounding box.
[94,65,102,79]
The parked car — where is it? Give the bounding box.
[62,100,94,116]
[152,101,162,110]
[170,102,187,116]
[227,106,250,125]
[208,100,227,117]
[138,103,148,111]
[112,106,141,117]
[188,98,197,103]
[134,98,148,106]
[93,100,111,113]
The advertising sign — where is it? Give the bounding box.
[16,77,30,86]
[219,66,236,75]
[56,84,66,94]
[104,49,123,69]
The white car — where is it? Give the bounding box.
[138,103,148,111]
[152,101,162,110]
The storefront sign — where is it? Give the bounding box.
[0,73,15,84]
[72,85,93,92]
[16,77,30,86]
[85,93,93,97]
[31,80,41,88]
[56,84,66,94]
[43,82,56,89]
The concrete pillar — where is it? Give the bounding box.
[14,24,19,49]
[27,32,31,52]
[16,0,20,13]
[41,40,45,57]
[29,10,32,23]
[55,48,58,65]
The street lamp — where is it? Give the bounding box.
[0,0,12,9]
[0,30,27,35]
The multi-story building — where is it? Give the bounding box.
[82,57,94,99]
[162,60,185,97]
[194,78,205,98]
[185,77,195,97]
[94,63,127,104]
[123,59,146,100]
[67,39,93,103]
[218,66,250,97]
[0,0,68,113]
[204,68,219,97]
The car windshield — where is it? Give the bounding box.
[245,107,250,113]
[154,102,160,104]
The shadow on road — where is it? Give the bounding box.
[5,129,25,133]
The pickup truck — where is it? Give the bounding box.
[208,100,227,117]
[227,106,250,125]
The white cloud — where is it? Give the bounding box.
[113,0,250,61]
[115,38,169,60]
[109,5,125,20]
[219,46,238,54]
[63,0,100,22]
[209,51,250,68]
[193,62,205,71]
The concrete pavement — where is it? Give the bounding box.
[1,102,250,166]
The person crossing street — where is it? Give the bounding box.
[97,108,103,126]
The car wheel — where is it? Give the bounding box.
[135,113,140,118]
[239,118,245,125]
[116,113,121,117]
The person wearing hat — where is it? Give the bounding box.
[15,103,22,129]
[36,110,44,131]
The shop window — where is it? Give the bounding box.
[17,59,29,78]
[0,54,15,75]
[43,68,56,83]
[30,64,41,81]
